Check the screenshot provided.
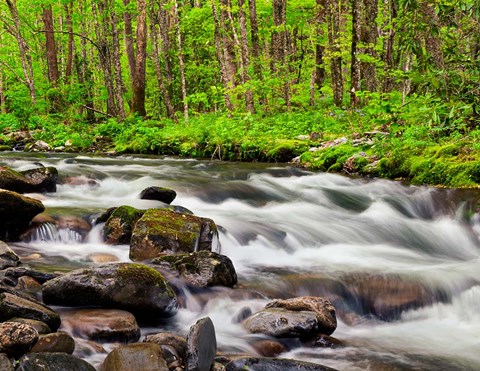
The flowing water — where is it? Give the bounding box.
[2,152,480,370]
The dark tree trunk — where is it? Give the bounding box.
[350,0,362,107]
[132,0,147,117]
[360,0,378,92]
[64,2,74,81]
[326,0,343,107]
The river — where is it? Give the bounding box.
[2,152,480,370]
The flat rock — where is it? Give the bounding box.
[61,309,140,343]
[0,292,60,331]
[265,296,337,335]
[130,209,218,261]
[152,251,237,288]
[242,308,318,338]
[8,318,52,334]
[0,166,57,194]
[16,352,96,371]
[224,357,338,371]
[42,263,178,321]
[139,186,177,204]
[102,343,168,371]
[186,317,217,371]
[30,331,75,354]
[0,321,38,358]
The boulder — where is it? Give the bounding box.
[30,332,75,354]
[0,292,60,331]
[265,297,337,335]
[61,309,140,343]
[139,186,177,204]
[16,352,96,371]
[103,206,145,244]
[152,251,237,288]
[242,308,318,338]
[224,357,338,371]
[42,263,178,320]
[0,190,45,240]
[0,241,20,270]
[0,322,38,358]
[186,317,217,371]
[56,216,92,239]
[102,343,168,371]
[0,353,13,370]
[130,209,218,261]
[143,332,187,359]
[4,266,58,284]
[8,318,52,334]
[251,339,287,357]
[0,166,57,194]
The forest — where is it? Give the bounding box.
[0,0,479,186]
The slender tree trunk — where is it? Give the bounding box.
[350,0,362,107]
[111,9,126,120]
[5,0,36,105]
[156,0,173,83]
[381,0,396,93]
[64,2,74,81]
[315,0,326,90]
[174,0,188,120]
[123,0,136,81]
[238,0,254,113]
[132,0,147,117]
[0,71,5,113]
[42,5,60,84]
[78,2,95,121]
[271,0,290,108]
[360,0,378,92]
[326,0,343,106]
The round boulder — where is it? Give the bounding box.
[225,357,338,371]
[0,321,38,358]
[30,332,75,354]
[143,332,187,359]
[0,166,57,194]
[42,263,178,320]
[139,186,177,204]
[102,343,168,371]
[16,352,96,371]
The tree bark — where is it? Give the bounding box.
[111,9,126,120]
[360,0,378,92]
[350,0,362,107]
[326,0,343,107]
[42,5,60,85]
[123,0,136,81]
[271,0,290,108]
[174,0,188,120]
[64,2,74,81]
[132,0,148,117]
[381,0,396,93]
[238,0,254,113]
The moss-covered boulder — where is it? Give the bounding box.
[0,166,57,193]
[130,209,218,261]
[42,263,178,320]
[103,206,146,244]
[139,186,177,204]
[152,251,237,288]
[0,190,45,240]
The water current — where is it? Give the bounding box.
[2,152,480,370]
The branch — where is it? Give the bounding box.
[0,60,26,84]
[34,30,103,55]
[81,105,114,118]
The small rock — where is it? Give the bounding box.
[143,332,187,359]
[0,241,20,270]
[186,317,217,371]
[139,186,177,204]
[102,343,168,371]
[224,357,338,371]
[251,339,287,357]
[16,352,96,371]
[86,253,119,263]
[0,353,14,370]
[0,322,38,358]
[9,318,51,334]
[30,331,75,354]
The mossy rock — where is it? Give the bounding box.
[0,166,57,194]
[152,251,237,288]
[130,209,218,261]
[42,263,178,320]
[103,206,146,244]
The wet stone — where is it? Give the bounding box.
[224,357,338,371]
[102,343,168,371]
[16,352,96,371]
[186,317,217,371]
[0,353,14,371]
[143,332,187,359]
[0,321,38,358]
[30,331,75,354]
[139,186,177,204]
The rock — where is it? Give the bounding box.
[85,253,119,263]
[0,292,60,331]
[16,352,96,371]
[139,186,177,204]
[42,263,178,320]
[0,190,44,240]
[265,297,337,335]
[224,357,338,371]
[5,266,58,284]
[242,308,318,338]
[251,339,287,357]
[0,353,13,370]
[186,317,217,371]
[30,141,51,152]
[9,318,52,334]
[0,241,20,270]
[102,343,168,371]
[62,176,98,187]
[0,322,38,358]
[302,334,344,348]
[61,309,140,343]
[143,332,187,359]
[0,166,57,194]
[103,206,145,244]
[56,216,91,239]
[30,332,75,354]
[130,209,218,261]
[152,251,237,288]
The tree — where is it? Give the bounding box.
[325,0,343,107]
[131,0,147,117]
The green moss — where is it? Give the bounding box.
[110,205,145,224]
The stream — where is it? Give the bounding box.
[2,152,480,370]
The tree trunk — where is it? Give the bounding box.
[42,5,60,85]
[381,0,396,93]
[314,0,326,90]
[326,0,343,107]
[111,9,126,120]
[64,2,74,81]
[123,0,136,81]
[350,0,362,107]
[0,71,5,113]
[271,0,290,109]
[131,0,148,117]
[5,0,36,105]
[174,0,188,120]
[360,0,378,92]
[238,0,254,113]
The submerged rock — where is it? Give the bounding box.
[139,186,177,204]
[103,206,145,244]
[265,296,337,335]
[30,331,75,354]
[42,263,178,320]
[224,357,338,371]
[242,308,318,338]
[0,190,45,240]
[0,292,61,331]
[152,251,237,288]
[61,309,140,343]
[16,352,96,371]
[130,209,218,261]
[0,321,39,358]
[186,317,217,371]
[102,343,168,371]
